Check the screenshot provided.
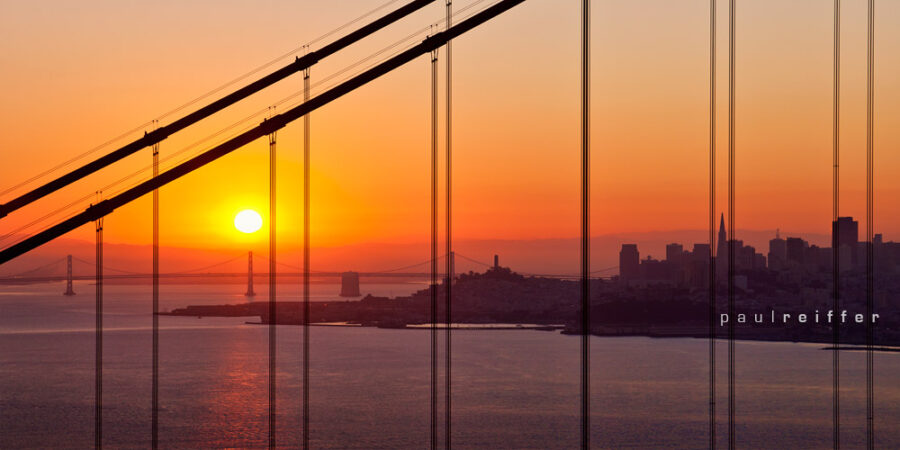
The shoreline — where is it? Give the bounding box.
[231,318,900,351]
[243,321,565,331]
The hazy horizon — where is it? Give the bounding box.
[2,2,898,448]
[2,0,899,259]
[0,226,835,277]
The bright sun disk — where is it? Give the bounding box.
[234,209,263,234]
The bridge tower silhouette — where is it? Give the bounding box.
[245,251,256,297]
[0,1,580,447]
[63,254,75,296]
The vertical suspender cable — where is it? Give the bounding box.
[0,0,532,266]
[444,2,453,448]
[865,1,875,448]
[727,0,736,448]
[268,120,278,449]
[303,60,312,450]
[580,0,591,448]
[152,122,160,450]
[708,0,717,447]
[430,46,439,450]
[95,196,104,450]
[0,0,443,220]
[832,1,841,448]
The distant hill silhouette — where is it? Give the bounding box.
[0,228,830,278]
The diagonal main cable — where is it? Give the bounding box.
[0,0,440,219]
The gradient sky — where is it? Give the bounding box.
[1,0,899,260]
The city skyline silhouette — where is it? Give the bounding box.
[1,0,897,448]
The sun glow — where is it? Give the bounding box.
[234,209,263,234]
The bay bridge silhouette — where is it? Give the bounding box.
[0,251,599,289]
[0,0,881,449]
[0,1,585,448]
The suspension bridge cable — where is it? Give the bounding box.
[276,0,489,104]
[71,253,246,276]
[4,97,290,248]
[0,122,152,200]
[0,0,441,219]
[254,251,303,272]
[0,0,414,201]
[866,1,875,447]
[727,0,736,447]
[1,2,501,277]
[0,5,485,248]
[0,0,530,266]
[0,192,96,245]
[154,0,409,123]
[267,117,277,448]
[94,210,103,449]
[177,254,248,273]
[708,0,717,447]
[95,30,415,198]
[429,43,439,450]
[0,110,268,248]
[71,256,144,276]
[296,0,489,103]
[580,1,591,446]
[151,130,160,450]
[0,1,491,249]
[454,253,492,268]
[372,255,446,274]
[5,257,66,278]
[1,104,268,245]
[59,0,409,192]
[2,132,243,246]
[444,3,454,447]
[307,0,404,49]
[832,1,841,448]
[302,56,312,450]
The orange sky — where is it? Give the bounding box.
[1,0,899,261]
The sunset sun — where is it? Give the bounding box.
[234,209,262,234]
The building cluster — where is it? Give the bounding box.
[618,241,713,288]
[618,214,900,289]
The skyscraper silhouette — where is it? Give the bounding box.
[619,244,640,282]
[716,213,728,279]
[832,216,859,266]
[768,230,787,271]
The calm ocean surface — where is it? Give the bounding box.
[2,282,899,449]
